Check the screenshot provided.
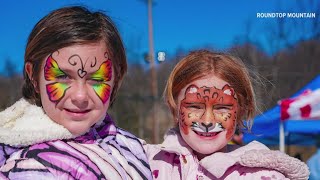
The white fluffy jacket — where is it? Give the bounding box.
[0,98,73,146]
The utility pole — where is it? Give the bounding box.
[147,0,159,143]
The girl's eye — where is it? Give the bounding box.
[185,104,204,110]
[90,78,105,83]
[215,106,229,110]
[213,105,232,113]
[56,74,70,80]
[187,105,201,109]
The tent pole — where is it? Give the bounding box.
[280,121,285,152]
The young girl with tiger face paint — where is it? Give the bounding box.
[0,6,152,179]
[177,77,238,159]
[144,50,309,180]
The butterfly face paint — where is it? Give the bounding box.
[90,60,112,104]
[68,54,97,78]
[179,84,238,140]
[38,42,115,137]
[44,55,70,104]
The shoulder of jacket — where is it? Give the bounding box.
[1,155,56,179]
[116,127,142,145]
[240,149,309,180]
[114,128,147,156]
[0,98,73,147]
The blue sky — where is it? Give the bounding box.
[0,0,316,74]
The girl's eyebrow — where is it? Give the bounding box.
[58,68,73,76]
[57,67,103,77]
[184,102,204,105]
[214,104,233,107]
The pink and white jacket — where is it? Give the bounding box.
[144,128,309,180]
[0,99,152,179]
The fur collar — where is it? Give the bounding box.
[0,98,73,147]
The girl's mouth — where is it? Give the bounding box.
[64,108,92,119]
[65,108,91,114]
[193,130,221,137]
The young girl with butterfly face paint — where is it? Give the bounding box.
[0,6,152,180]
[144,50,309,180]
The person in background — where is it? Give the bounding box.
[0,6,152,179]
[307,136,320,180]
[144,50,309,179]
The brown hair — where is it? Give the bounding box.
[165,50,256,131]
[22,6,127,106]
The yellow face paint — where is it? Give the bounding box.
[90,60,112,104]
[44,55,70,104]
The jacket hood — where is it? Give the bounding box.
[0,98,73,147]
[155,127,193,155]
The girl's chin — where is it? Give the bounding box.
[189,140,229,156]
[193,146,228,160]
[195,147,219,154]
[193,149,215,160]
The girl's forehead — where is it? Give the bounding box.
[181,75,229,95]
[176,75,231,105]
[43,42,109,72]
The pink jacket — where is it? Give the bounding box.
[144,129,309,180]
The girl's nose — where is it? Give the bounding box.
[201,122,214,132]
[202,108,215,124]
[70,82,89,107]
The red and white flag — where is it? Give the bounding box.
[280,89,320,121]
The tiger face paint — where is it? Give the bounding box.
[177,75,238,155]
[180,84,237,139]
[37,41,115,136]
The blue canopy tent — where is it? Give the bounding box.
[243,75,320,147]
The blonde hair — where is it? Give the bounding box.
[164,50,256,131]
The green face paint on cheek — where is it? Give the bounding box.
[90,60,112,104]
[46,82,70,103]
[44,55,70,103]
[92,83,111,104]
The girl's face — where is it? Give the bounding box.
[177,75,238,156]
[37,41,114,136]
